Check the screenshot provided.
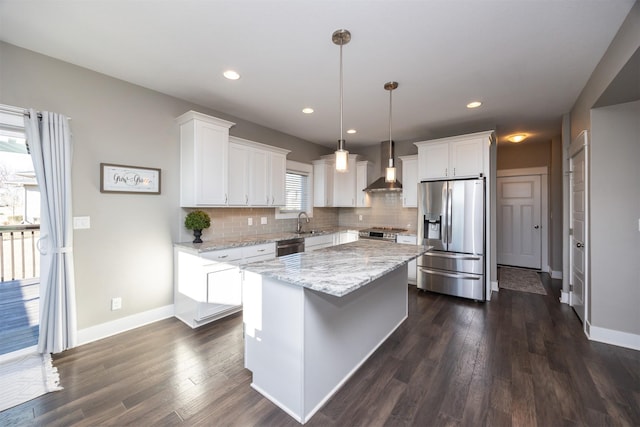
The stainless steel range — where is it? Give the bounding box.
[358,227,408,242]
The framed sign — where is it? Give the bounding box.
[100,163,161,194]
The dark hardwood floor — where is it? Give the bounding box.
[1,275,639,426]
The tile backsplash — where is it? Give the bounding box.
[338,192,417,232]
[180,192,417,243]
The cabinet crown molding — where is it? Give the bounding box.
[414,130,495,147]
[176,110,236,128]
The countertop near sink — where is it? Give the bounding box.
[174,227,360,253]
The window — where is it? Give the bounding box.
[283,171,308,212]
[275,160,313,219]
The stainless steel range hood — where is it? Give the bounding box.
[364,140,402,192]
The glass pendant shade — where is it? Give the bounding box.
[335,147,349,172]
[385,158,396,182]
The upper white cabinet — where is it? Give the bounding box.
[333,154,359,207]
[399,155,418,207]
[228,136,290,207]
[415,132,490,181]
[177,111,235,207]
[356,161,373,207]
[312,159,334,207]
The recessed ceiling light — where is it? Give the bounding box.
[302,107,314,114]
[508,134,527,143]
[346,129,356,134]
[466,101,482,109]
[223,70,240,80]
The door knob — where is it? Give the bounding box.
[534,225,540,229]
[576,242,584,248]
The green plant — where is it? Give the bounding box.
[184,210,211,230]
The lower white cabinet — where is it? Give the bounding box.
[174,243,275,328]
[333,230,359,245]
[305,234,334,252]
[396,234,418,285]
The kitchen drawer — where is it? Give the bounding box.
[243,243,275,259]
[201,247,243,263]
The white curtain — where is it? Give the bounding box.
[24,109,77,354]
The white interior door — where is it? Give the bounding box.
[569,132,588,323]
[497,175,541,269]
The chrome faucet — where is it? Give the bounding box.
[297,211,310,233]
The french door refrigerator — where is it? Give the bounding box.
[416,178,485,300]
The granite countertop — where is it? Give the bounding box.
[241,239,430,297]
[174,227,359,253]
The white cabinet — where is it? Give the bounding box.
[333,154,359,207]
[269,152,287,206]
[227,141,250,206]
[312,159,334,207]
[228,136,290,207]
[177,111,235,207]
[334,230,359,245]
[396,234,418,285]
[305,234,334,252]
[415,133,487,181]
[356,161,373,207]
[399,155,418,208]
[174,243,276,328]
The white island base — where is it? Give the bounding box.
[242,265,408,424]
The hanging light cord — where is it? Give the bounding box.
[388,87,393,164]
[339,41,344,145]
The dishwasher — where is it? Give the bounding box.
[276,237,305,257]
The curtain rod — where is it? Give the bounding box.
[0,104,70,120]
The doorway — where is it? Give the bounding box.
[0,118,40,356]
[497,168,549,271]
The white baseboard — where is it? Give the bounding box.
[77,304,174,347]
[551,270,563,280]
[586,321,640,351]
[559,291,570,304]
[491,280,499,292]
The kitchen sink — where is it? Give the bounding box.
[295,230,323,235]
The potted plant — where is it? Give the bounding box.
[184,210,211,243]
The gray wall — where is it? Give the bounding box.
[569,2,640,336]
[0,42,331,330]
[590,100,640,335]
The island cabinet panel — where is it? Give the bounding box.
[242,265,408,424]
[174,243,275,328]
[415,132,490,181]
[177,111,235,207]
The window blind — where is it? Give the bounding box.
[284,171,309,212]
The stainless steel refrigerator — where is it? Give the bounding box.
[416,178,485,300]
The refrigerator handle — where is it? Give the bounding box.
[447,188,453,244]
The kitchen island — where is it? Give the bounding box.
[241,239,428,424]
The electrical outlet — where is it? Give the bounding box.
[247,217,253,226]
[261,217,267,225]
[111,297,122,311]
[359,215,363,221]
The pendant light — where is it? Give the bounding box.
[384,81,398,182]
[333,29,351,173]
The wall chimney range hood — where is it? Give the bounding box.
[364,140,403,192]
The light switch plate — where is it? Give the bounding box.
[247,217,253,226]
[73,216,91,229]
[261,217,267,225]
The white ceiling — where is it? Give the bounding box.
[0,0,635,148]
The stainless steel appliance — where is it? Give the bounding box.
[417,178,485,300]
[358,227,407,241]
[276,237,305,257]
